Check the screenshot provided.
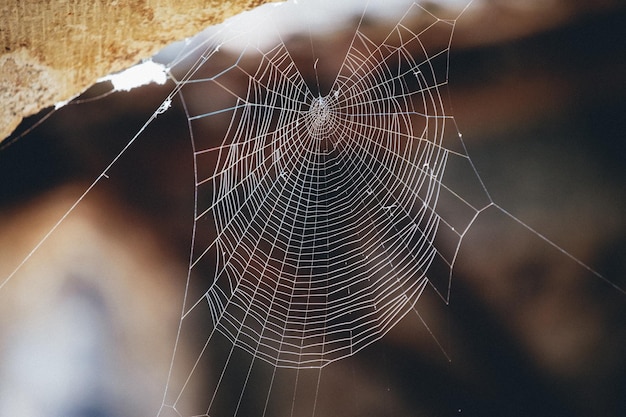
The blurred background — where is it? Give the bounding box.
[0,1,625,416]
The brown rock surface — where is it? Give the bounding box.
[0,0,276,142]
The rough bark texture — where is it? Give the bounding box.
[0,0,277,142]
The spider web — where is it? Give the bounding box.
[154,2,469,414]
[154,2,626,415]
[1,1,625,417]
[185,7,451,368]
